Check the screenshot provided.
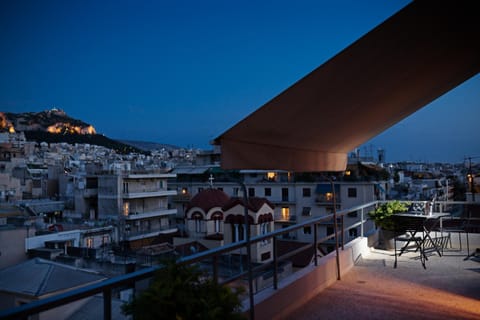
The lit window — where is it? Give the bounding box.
[182,188,188,194]
[325,192,333,201]
[123,202,129,216]
[86,238,93,248]
[267,172,276,181]
[281,207,290,220]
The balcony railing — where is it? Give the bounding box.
[0,200,476,320]
[124,227,178,241]
[274,214,297,223]
[122,189,177,199]
[125,209,177,220]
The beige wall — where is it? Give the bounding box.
[251,237,370,320]
[0,227,29,269]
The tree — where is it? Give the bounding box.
[122,259,246,320]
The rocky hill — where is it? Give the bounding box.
[1,109,145,154]
[2,108,94,134]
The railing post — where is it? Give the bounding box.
[314,223,318,266]
[212,255,219,283]
[240,182,255,320]
[273,237,278,290]
[330,176,341,281]
[103,288,112,320]
[360,208,365,237]
[341,215,345,250]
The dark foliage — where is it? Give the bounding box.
[122,259,246,320]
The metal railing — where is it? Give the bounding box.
[0,200,476,320]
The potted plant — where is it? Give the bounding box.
[368,200,410,249]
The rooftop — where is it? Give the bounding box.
[285,236,480,320]
[0,258,106,297]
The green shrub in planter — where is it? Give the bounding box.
[368,200,410,231]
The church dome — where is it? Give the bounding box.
[187,188,230,212]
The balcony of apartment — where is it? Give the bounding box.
[124,225,178,241]
[274,213,296,224]
[2,200,479,320]
[171,192,192,203]
[124,208,177,220]
[122,189,177,199]
[123,173,177,179]
[82,187,98,198]
[315,194,342,207]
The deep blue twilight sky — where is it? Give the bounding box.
[1,0,479,163]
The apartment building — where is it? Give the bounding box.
[98,173,177,249]
[170,165,386,251]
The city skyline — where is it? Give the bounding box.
[1,0,479,163]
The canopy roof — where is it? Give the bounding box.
[214,1,480,172]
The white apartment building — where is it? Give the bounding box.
[98,173,178,249]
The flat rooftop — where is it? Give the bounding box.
[285,234,480,320]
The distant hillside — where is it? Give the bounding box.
[24,131,145,154]
[120,140,181,152]
[1,109,145,154]
[2,109,95,134]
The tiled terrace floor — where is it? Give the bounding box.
[285,235,480,320]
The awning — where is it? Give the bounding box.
[214,1,480,172]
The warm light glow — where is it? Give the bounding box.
[182,188,188,194]
[281,207,290,220]
[123,202,129,216]
[82,125,96,134]
[86,238,93,248]
[0,112,15,133]
[345,170,351,176]
[267,172,276,180]
[47,123,96,135]
[326,192,333,201]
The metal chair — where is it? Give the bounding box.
[393,215,427,269]
[441,204,480,259]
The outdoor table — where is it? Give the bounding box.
[393,212,451,268]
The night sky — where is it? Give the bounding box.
[1,0,478,163]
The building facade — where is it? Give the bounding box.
[170,166,386,251]
[97,173,177,249]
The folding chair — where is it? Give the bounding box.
[393,215,427,269]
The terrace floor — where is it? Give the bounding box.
[285,234,480,320]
